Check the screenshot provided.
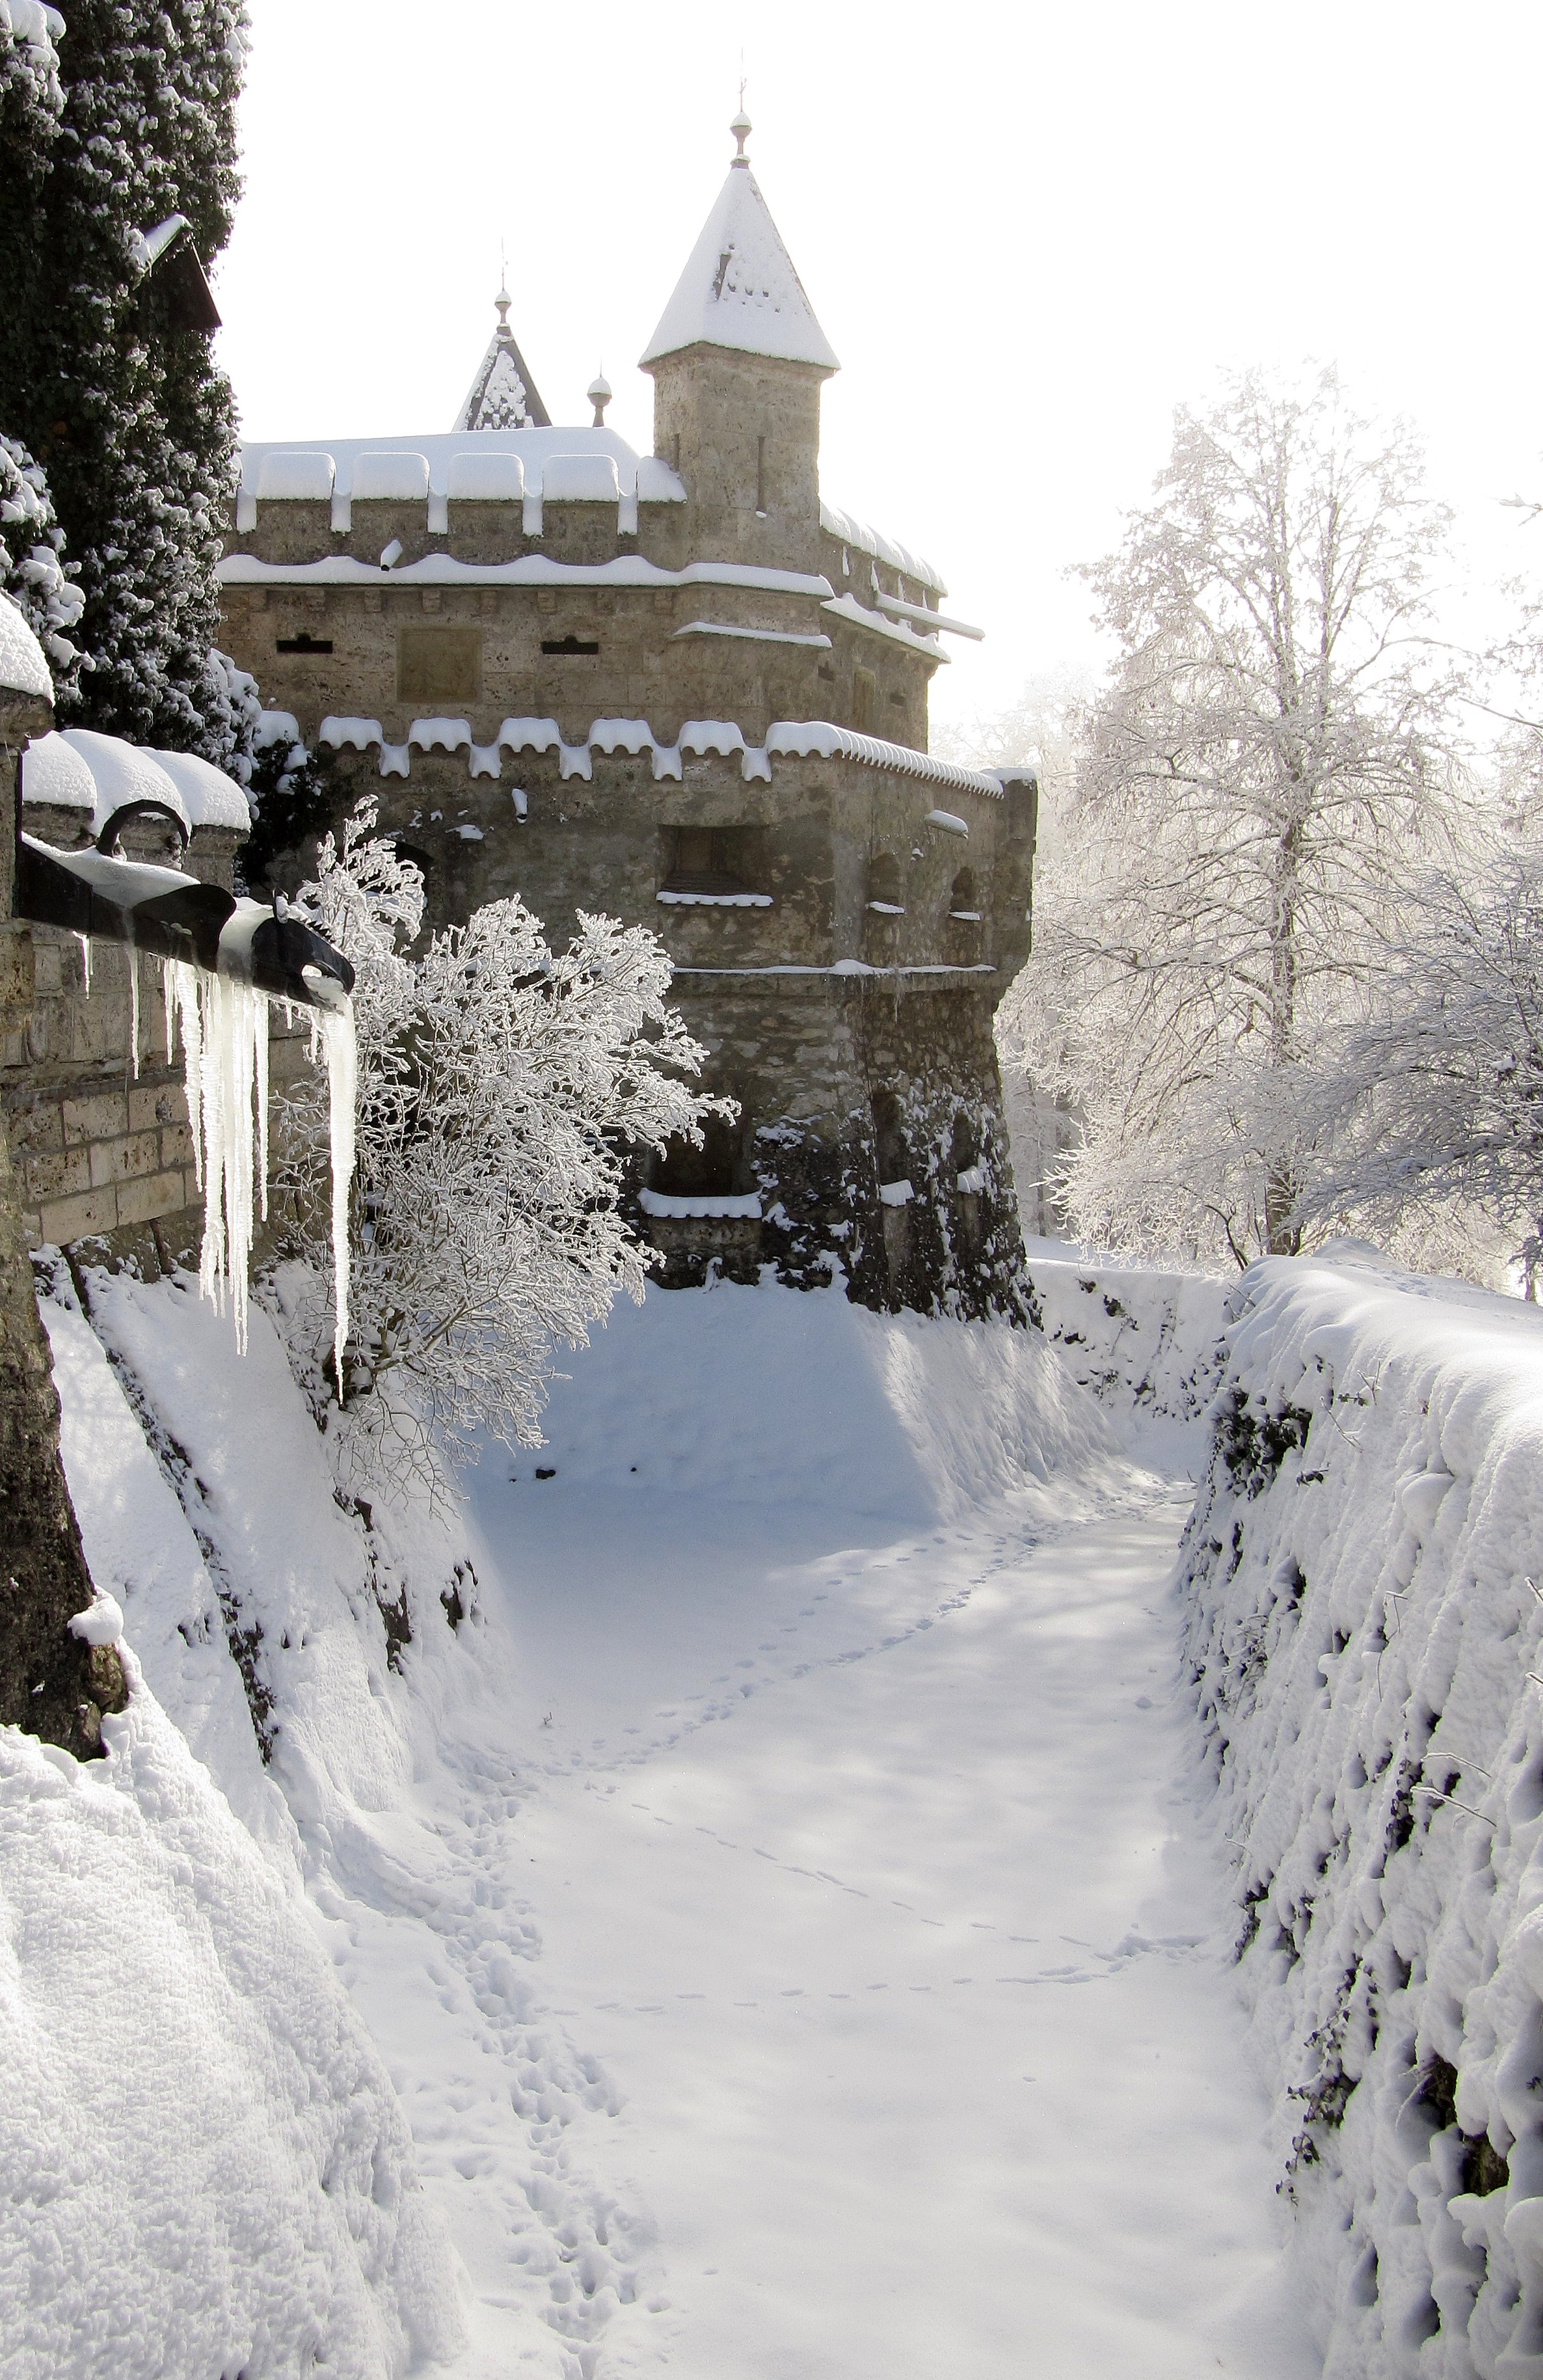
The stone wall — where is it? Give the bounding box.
[0,683,126,1757]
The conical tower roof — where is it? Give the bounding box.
[453,284,551,431]
[640,117,838,375]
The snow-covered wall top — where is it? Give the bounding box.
[21,727,250,839]
[820,502,945,598]
[1179,1247,1543,2375]
[234,435,680,514]
[313,710,1006,800]
[219,550,831,599]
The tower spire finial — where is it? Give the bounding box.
[731,80,751,167]
[495,238,511,333]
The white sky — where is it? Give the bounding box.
[219,0,1543,738]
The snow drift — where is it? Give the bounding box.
[496,1271,1118,1525]
[0,1675,464,2380]
[1179,1247,1543,2377]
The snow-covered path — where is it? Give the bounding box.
[456,1295,1322,2380]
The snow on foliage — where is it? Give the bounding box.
[1295,833,1543,1286]
[0,0,248,754]
[1020,368,1467,1269]
[1178,1247,1543,2373]
[0,434,82,700]
[278,800,725,1474]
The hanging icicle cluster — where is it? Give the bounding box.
[163,958,356,1386]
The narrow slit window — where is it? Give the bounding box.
[756,435,767,515]
[541,634,600,656]
[276,632,332,655]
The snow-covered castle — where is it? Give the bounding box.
[218,118,1038,1312]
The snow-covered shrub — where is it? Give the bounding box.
[1179,1248,1543,2374]
[0,432,82,701]
[195,644,262,781]
[239,712,336,888]
[276,800,726,1476]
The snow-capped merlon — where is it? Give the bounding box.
[408,718,472,753]
[820,502,946,599]
[235,433,687,537]
[637,1189,763,1221]
[352,452,431,503]
[956,1165,987,1195]
[639,152,839,374]
[879,1179,915,1208]
[21,728,250,844]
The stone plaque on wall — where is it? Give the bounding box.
[396,625,482,703]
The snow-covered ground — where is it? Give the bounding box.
[29,1265,1320,2377]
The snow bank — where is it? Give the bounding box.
[0,1537,463,2380]
[502,1275,1117,1526]
[1025,1241,1230,1426]
[1178,1246,1543,2375]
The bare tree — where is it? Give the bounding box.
[1021,368,1467,1265]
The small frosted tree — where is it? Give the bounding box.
[275,802,726,1477]
[1023,368,1466,1265]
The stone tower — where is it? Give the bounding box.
[641,111,836,575]
[215,118,1039,1319]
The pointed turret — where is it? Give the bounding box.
[453,282,551,432]
[641,115,834,570]
[639,118,838,373]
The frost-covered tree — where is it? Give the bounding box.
[1023,368,1466,1265]
[275,804,726,1477]
[1293,829,1543,1284]
[0,0,247,753]
[0,435,83,703]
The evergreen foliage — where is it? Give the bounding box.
[0,0,248,753]
[0,433,83,703]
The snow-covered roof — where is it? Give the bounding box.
[20,727,251,841]
[0,590,51,699]
[454,287,550,432]
[640,152,838,373]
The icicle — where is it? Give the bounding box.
[127,951,140,1082]
[77,933,90,997]
[315,1004,356,1397]
[167,960,267,1355]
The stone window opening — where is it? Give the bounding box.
[866,852,904,915]
[541,633,600,656]
[943,867,983,965]
[276,632,332,655]
[659,824,768,904]
[852,666,877,733]
[649,1112,747,1200]
[756,435,768,517]
[871,1088,915,1285]
[950,1113,986,1252]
